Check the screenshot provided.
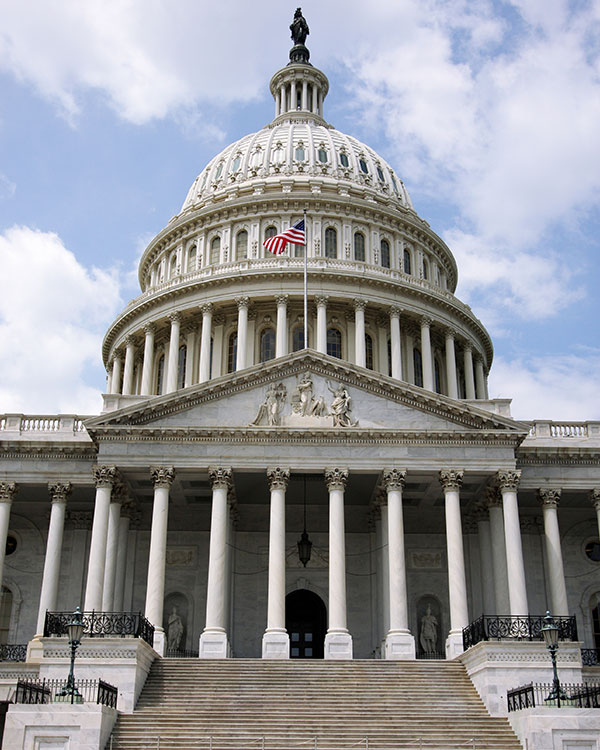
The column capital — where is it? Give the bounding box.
[168,312,181,324]
[150,466,175,488]
[235,296,250,310]
[48,482,72,504]
[200,302,214,316]
[92,465,118,489]
[124,335,135,348]
[142,322,155,335]
[315,294,329,308]
[353,298,367,312]
[463,341,473,353]
[275,294,289,307]
[420,316,432,329]
[382,468,406,491]
[445,327,457,340]
[389,306,402,319]
[439,469,464,491]
[267,467,290,491]
[538,488,561,509]
[208,466,232,490]
[0,482,18,503]
[325,467,348,491]
[496,469,521,492]
[485,485,502,508]
[590,488,600,511]
[474,352,484,365]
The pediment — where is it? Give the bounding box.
[85,351,528,438]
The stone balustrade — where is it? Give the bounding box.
[0,414,91,440]
[527,421,600,440]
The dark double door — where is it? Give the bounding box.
[285,589,327,659]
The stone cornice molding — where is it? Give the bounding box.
[439,469,464,491]
[48,481,72,504]
[0,481,18,503]
[496,469,521,492]
[92,465,118,489]
[150,466,175,488]
[0,446,97,461]
[324,467,348,491]
[518,450,600,467]
[485,486,502,509]
[266,466,290,491]
[208,466,232,490]
[537,488,561,509]
[590,488,600,511]
[382,468,406,492]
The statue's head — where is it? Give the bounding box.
[295,8,302,19]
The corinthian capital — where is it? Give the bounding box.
[353,298,367,312]
[0,482,18,503]
[496,469,521,492]
[382,469,406,492]
[235,296,250,310]
[267,467,290,491]
[439,469,464,491]
[208,466,232,490]
[48,482,72,504]
[324,467,348,491]
[92,465,118,489]
[538,488,561,509]
[200,302,214,316]
[275,295,289,307]
[150,466,175,488]
[590,488,600,512]
[315,295,329,308]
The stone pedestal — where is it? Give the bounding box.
[445,630,465,659]
[153,628,166,657]
[262,630,290,659]
[324,631,353,660]
[385,630,416,660]
[199,630,229,659]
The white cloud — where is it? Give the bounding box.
[0,226,121,414]
[0,174,16,199]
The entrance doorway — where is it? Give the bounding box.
[285,589,327,659]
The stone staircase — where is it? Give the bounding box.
[108,659,523,750]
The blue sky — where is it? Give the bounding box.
[0,0,598,419]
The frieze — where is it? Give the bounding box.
[166,547,197,567]
[409,550,442,569]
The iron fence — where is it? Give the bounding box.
[0,644,27,662]
[14,678,117,708]
[44,610,154,647]
[582,648,600,666]
[507,681,600,711]
[463,614,578,650]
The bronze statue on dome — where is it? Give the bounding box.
[290,8,309,45]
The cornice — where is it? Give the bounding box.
[518,450,600,466]
[0,446,97,460]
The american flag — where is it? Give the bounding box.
[263,220,305,255]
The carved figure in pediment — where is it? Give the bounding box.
[292,372,327,417]
[251,382,287,426]
[327,382,357,427]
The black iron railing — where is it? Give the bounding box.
[463,614,578,650]
[165,648,199,658]
[0,644,27,662]
[14,678,117,708]
[582,648,600,666]
[508,681,600,711]
[416,650,445,660]
[44,611,154,647]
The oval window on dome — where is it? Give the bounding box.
[318,148,328,163]
[231,156,241,172]
[359,158,369,174]
[295,146,306,161]
[339,152,349,168]
[377,166,385,182]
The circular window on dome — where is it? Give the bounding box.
[339,152,349,168]
[359,158,369,174]
[5,535,17,556]
[585,540,600,562]
[318,148,328,163]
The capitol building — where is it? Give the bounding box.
[0,11,598,750]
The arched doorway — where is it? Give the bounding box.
[286,589,327,659]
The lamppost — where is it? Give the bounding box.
[58,607,85,704]
[541,610,568,707]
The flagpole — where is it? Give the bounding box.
[303,209,308,349]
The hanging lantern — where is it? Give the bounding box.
[297,476,312,567]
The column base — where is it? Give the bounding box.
[445,629,465,659]
[324,630,353,660]
[262,630,290,659]
[385,630,416,660]
[153,628,166,657]
[199,629,229,659]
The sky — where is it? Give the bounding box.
[0,0,599,420]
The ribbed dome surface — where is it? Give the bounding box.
[180,119,413,214]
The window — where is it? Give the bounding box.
[365,334,374,370]
[403,249,412,275]
[339,152,349,168]
[188,245,197,271]
[585,540,600,562]
[0,586,12,645]
[231,156,241,172]
[376,166,385,182]
[354,232,365,262]
[391,174,399,194]
[381,239,390,268]
[422,258,429,280]
[210,236,221,265]
[215,162,223,180]
[318,148,328,163]
[413,348,423,387]
[325,227,337,259]
[236,230,248,260]
[260,328,276,362]
[169,254,177,277]
[434,358,442,394]
[292,327,305,351]
[177,345,187,390]
[327,328,342,359]
[156,355,165,395]
[359,158,369,174]
[227,332,238,373]
[295,146,306,161]
[265,226,277,241]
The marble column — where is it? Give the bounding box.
[275,295,288,358]
[497,470,528,615]
[110,353,122,395]
[262,467,290,659]
[420,318,434,391]
[354,299,367,368]
[236,297,249,371]
[0,483,17,591]
[439,469,468,657]
[538,489,569,615]
[474,356,486,400]
[324,468,352,659]
[35,482,71,636]
[145,467,175,656]
[199,303,213,383]
[389,307,402,379]
[590,489,600,538]
[316,295,328,354]
[474,503,495,616]
[102,488,123,611]
[383,469,415,659]
[445,329,458,399]
[113,502,134,612]
[486,487,510,614]
[122,337,136,396]
[140,324,155,396]
[166,313,181,393]
[84,466,117,611]
[200,467,232,659]
[463,343,476,400]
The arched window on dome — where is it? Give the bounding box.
[354,232,365,262]
[295,145,306,162]
[434,358,442,394]
[325,227,337,259]
[339,151,350,168]
[380,239,390,269]
[236,230,248,260]
[265,226,277,241]
[422,257,429,280]
[169,253,177,278]
[177,345,187,390]
[227,332,238,373]
[413,348,423,388]
[292,327,305,351]
[327,328,342,359]
[260,328,276,363]
[210,236,221,265]
[0,586,13,645]
[187,245,197,272]
[365,334,374,370]
[403,249,412,275]
[156,355,165,395]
